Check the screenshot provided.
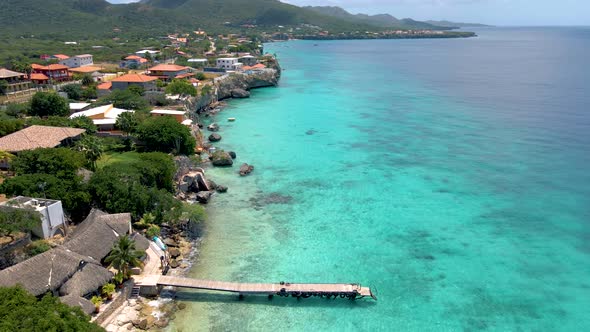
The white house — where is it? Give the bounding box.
[59,54,94,68]
[0,197,66,239]
[216,58,243,71]
[136,50,160,58]
[70,104,134,131]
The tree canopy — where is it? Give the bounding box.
[137,116,195,155]
[0,286,103,332]
[29,92,69,117]
[0,207,41,237]
[165,79,197,96]
[0,174,91,223]
[11,148,86,179]
[98,89,150,111]
[105,235,144,277]
[89,152,179,220]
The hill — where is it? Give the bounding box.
[0,0,378,40]
[425,20,491,28]
[303,6,450,30]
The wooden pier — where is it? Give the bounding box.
[136,275,376,300]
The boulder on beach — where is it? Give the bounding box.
[196,191,213,204]
[163,238,178,247]
[208,133,222,142]
[210,151,233,166]
[169,248,181,258]
[239,163,254,176]
[228,151,237,159]
[207,123,219,132]
[231,88,250,98]
[169,259,180,269]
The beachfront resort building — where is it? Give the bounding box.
[0,196,66,239]
[0,209,149,315]
[59,54,94,68]
[216,58,243,71]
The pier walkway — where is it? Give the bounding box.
[136,275,376,300]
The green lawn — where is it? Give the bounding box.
[97,151,143,169]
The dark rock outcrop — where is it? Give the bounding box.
[228,151,237,159]
[216,185,228,193]
[207,123,219,132]
[169,248,181,258]
[210,151,233,166]
[208,133,222,142]
[239,163,254,176]
[196,191,213,204]
[231,89,250,98]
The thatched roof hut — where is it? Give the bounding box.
[59,262,113,297]
[131,232,151,252]
[64,210,132,262]
[0,248,100,296]
[60,294,96,315]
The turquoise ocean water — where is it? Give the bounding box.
[171,27,590,331]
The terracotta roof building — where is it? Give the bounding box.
[31,64,71,82]
[148,64,192,81]
[111,73,158,91]
[0,125,85,153]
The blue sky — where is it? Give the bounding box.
[106,0,590,26]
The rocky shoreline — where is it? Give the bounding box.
[103,58,282,331]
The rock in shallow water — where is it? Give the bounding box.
[208,133,222,142]
[196,191,213,204]
[207,123,219,132]
[210,151,233,166]
[239,163,254,176]
[228,151,237,159]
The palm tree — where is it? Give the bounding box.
[76,135,103,171]
[105,235,144,278]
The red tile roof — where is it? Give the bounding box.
[148,64,189,72]
[111,73,158,83]
[30,73,49,80]
[125,55,142,60]
[175,73,194,79]
[97,82,112,90]
[53,54,70,60]
[32,64,70,71]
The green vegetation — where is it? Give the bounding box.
[98,89,150,111]
[137,116,196,155]
[26,240,51,256]
[101,283,116,300]
[75,135,104,171]
[165,79,197,96]
[96,151,142,169]
[105,235,144,278]
[0,207,41,237]
[11,148,86,179]
[1,148,92,222]
[61,84,84,100]
[90,295,102,312]
[29,92,69,117]
[89,152,178,219]
[0,286,103,331]
[146,224,161,238]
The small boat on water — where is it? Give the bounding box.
[228,117,236,122]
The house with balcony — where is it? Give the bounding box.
[216,58,243,71]
[0,68,32,94]
[0,197,66,239]
[59,54,94,68]
[148,64,192,81]
[31,64,71,82]
[238,55,258,66]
